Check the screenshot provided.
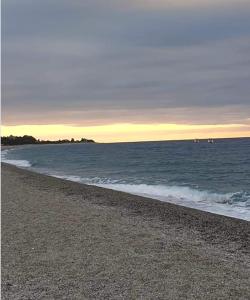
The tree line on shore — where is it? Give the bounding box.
[1,135,95,145]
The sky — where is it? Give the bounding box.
[2,0,250,142]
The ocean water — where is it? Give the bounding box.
[2,138,250,220]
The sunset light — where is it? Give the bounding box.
[2,123,249,143]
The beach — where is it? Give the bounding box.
[2,163,250,299]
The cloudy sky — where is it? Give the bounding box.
[2,0,250,141]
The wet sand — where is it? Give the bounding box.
[1,163,250,299]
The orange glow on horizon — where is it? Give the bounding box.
[2,123,250,143]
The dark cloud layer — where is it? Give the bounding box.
[2,0,250,125]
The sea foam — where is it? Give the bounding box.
[45,172,250,220]
[1,150,31,168]
[95,182,250,220]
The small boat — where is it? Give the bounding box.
[208,139,214,143]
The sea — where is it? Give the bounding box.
[2,138,250,221]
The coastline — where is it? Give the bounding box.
[2,163,250,299]
[2,141,250,221]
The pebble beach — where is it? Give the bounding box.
[2,163,250,299]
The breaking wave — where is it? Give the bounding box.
[47,173,250,220]
[1,149,32,168]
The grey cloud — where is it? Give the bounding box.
[4,0,250,45]
[2,1,250,125]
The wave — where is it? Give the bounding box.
[96,183,234,204]
[96,183,250,220]
[2,159,32,167]
[53,174,83,183]
[94,182,250,206]
[46,173,250,220]
[1,150,32,168]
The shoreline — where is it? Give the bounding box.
[2,162,250,299]
[2,149,249,221]
[2,162,250,242]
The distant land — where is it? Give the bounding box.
[1,135,95,146]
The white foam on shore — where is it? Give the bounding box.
[2,159,32,167]
[93,183,249,220]
[47,172,250,221]
[1,149,31,168]
[95,183,250,221]
[53,174,83,183]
